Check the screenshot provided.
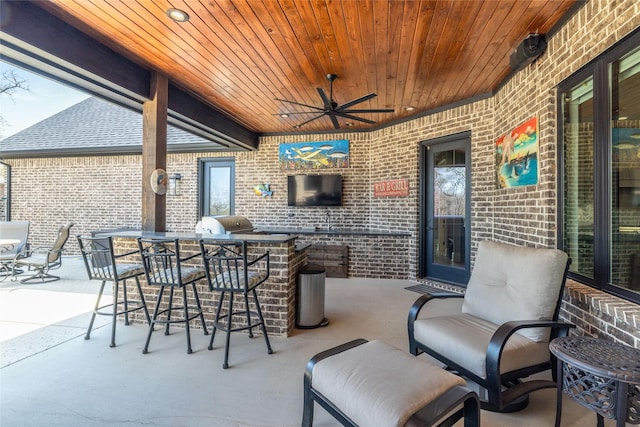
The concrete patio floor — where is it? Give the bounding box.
[0,256,615,426]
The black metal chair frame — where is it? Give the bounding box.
[200,240,272,369]
[12,223,73,283]
[138,238,208,354]
[302,339,480,427]
[408,259,574,413]
[78,235,150,347]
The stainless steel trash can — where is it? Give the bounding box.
[297,264,329,328]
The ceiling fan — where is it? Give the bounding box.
[275,73,394,129]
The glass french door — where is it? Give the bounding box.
[420,133,471,285]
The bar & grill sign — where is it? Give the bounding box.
[373,179,409,197]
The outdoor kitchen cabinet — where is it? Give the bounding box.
[307,244,348,278]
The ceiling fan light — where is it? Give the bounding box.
[167,8,189,22]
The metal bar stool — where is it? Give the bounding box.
[137,237,208,354]
[77,235,150,347]
[199,240,272,369]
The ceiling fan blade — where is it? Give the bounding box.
[295,113,327,128]
[274,98,324,111]
[336,93,377,111]
[342,108,394,113]
[317,88,333,109]
[278,75,389,129]
[335,112,376,124]
[272,111,324,116]
[325,112,341,129]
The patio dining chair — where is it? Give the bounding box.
[0,220,30,279]
[12,223,73,283]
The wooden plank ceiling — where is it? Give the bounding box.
[35,0,578,134]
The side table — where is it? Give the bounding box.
[550,336,640,427]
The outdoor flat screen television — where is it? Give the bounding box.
[288,174,342,207]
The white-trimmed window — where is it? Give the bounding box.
[200,158,234,217]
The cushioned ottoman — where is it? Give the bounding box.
[302,339,480,427]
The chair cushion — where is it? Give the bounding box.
[14,254,48,268]
[462,240,568,342]
[312,340,465,427]
[211,270,267,290]
[115,263,144,279]
[412,313,551,379]
[150,267,205,285]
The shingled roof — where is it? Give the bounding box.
[0,97,229,158]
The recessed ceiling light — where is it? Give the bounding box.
[617,116,628,120]
[345,122,354,126]
[404,106,415,111]
[280,114,289,118]
[166,8,189,22]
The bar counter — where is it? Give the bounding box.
[100,230,306,337]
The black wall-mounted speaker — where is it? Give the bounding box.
[510,34,547,72]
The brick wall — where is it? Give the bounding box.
[563,280,640,347]
[6,155,142,252]
[3,0,639,344]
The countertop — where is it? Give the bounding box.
[254,227,411,237]
[96,227,410,243]
[97,229,298,244]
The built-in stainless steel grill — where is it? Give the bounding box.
[195,215,255,234]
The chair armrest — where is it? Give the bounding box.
[12,242,30,258]
[246,251,269,266]
[15,244,50,260]
[114,249,139,259]
[180,252,202,263]
[486,320,576,387]
[488,320,576,362]
[247,251,269,278]
[484,319,575,408]
[408,292,464,355]
[28,247,52,255]
[408,292,464,324]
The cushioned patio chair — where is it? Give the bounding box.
[0,220,30,278]
[12,223,73,283]
[408,240,573,412]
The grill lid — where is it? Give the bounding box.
[195,215,254,234]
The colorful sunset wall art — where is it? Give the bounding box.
[495,117,539,188]
[279,139,349,170]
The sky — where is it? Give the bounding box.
[0,61,90,140]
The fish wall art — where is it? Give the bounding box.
[279,139,349,170]
[253,183,273,197]
[495,117,539,188]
